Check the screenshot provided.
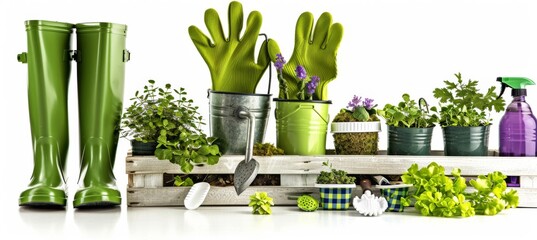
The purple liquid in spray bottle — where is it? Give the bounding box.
[497,77,537,187]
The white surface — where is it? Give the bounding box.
[4,206,536,239]
[1,0,537,239]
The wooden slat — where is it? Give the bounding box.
[126,186,537,208]
[127,153,537,176]
[127,186,321,207]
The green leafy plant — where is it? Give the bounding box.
[401,162,518,217]
[377,93,438,128]
[433,73,505,127]
[173,176,194,187]
[120,80,164,142]
[122,80,221,173]
[249,192,274,215]
[316,161,356,184]
[253,142,284,156]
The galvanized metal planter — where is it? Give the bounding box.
[208,90,271,155]
[387,126,434,155]
[442,126,490,156]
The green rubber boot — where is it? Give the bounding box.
[73,22,128,208]
[18,20,74,207]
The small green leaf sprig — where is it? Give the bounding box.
[316,161,356,184]
[433,73,505,127]
[249,192,274,215]
[377,93,438,128]
[401,162,518,217]
[173,176,194,187]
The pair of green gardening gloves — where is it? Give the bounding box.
[188,1,343,100]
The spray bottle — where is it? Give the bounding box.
[497,77,537,158]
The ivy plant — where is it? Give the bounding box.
[401,162,518,217]
[122,80,221,173]
[316,161,356,184]
[249,192,274,215]
[377,93,438,128]
[433,73,505,127]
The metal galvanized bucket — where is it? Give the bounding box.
[387,126,434,155]
[274,99,331,155]
[442,126,490,156]
[208,90,271,155]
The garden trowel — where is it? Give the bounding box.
[234,107,259,195]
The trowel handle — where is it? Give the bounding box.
[360,179,372,194]
[238,110,256,163]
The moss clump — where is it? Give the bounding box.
[253,143,284,156]
[333,132,378,155]
[332,110,379,155]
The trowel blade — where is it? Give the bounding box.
[233,159,259,195]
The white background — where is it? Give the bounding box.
[1,0,536,239]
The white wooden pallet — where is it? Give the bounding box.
[126,151,537,207]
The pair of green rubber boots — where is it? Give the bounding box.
[18,20,129,208]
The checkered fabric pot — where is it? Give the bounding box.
[319,187,353,210]
[380,187,409,212]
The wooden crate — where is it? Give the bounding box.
[126,151,537,207]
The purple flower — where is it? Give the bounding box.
[307,76,320,95]
[295,65,307,80]
[275,53,286,71]
[363,98,375,110]
[347,95,362,110]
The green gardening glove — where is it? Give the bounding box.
[189,1,270,93]
[268,12,343,100]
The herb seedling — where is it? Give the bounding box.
[316,161,356,184]
[378,93,438,128]
[433,73,505,127]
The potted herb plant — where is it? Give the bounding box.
[377,93,438,155]
[314,161,356,210]
[433,73,505,156]
[331,95,381,155]
[121,79,166,155]
[121,80,221,173]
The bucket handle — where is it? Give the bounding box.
[259,33,272,95]
[418,98,429,113]
[236,107,255,163]
[277,104,329,124]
